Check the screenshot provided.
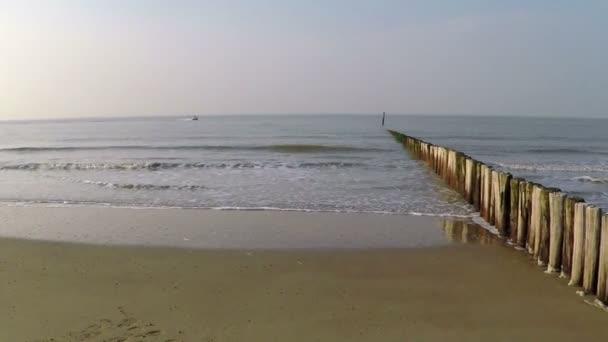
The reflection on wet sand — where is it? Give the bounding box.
[439,219,502,245]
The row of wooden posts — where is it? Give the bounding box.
[388,130,608,306]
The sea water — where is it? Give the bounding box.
[0,115,605,216]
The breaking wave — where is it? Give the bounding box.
[574,176,608,184]
[524,147,608,155]
[0,199,476,217]
[496,163,608,173]
[74,179,208,191]
[0,161,371,171]
[0,144,388,153]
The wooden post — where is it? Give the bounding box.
[538,187,553,266]
[562,197,584,278]
[419,142,424,160]
[436,147,441,175]
[480,165,489,220]
[547,192,565,273]
[473,162,481,211]
[431,146,436,172]
[493,172,511,237]
[516,181,529,248]
[529,185,540,256]
[491,170,499,226]
[583,206,601,294]
[569,202,587,287]
[516,181,527,248]
[451,151,461,193]
[441,148,448,181]
[509,178,521,243]
[597,214,608,304]
[465,158,475,204]
[486,166,493,223]
[459,153,467,196]
[489,170,497,226]
[525,183,534,248]
[446,150,455,188]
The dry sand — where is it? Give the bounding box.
[0,207,607,341]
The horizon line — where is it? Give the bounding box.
[0,112,606,123]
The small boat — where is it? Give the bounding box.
[191,115,199,121]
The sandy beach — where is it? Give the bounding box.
[0,207,607,341]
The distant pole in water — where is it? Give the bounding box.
[382,112,386,126]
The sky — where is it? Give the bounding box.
[1,0,607,119]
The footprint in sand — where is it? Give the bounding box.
[34,308,184,342]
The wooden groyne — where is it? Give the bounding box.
[388,130,608,308]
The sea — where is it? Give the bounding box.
[0,115,606,218]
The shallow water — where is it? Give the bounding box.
[0,115,605,215]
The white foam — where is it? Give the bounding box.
[497,162,608,173]
[573,176,608,184]
[471,216,500,235]
[0,200,475,218]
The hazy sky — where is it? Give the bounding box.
[1,1,607,119]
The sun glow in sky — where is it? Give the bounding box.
[1,1,607,119]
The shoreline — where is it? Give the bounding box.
[0,206,477,249]
[0,199,476,218]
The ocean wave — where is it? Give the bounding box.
[0,144,388,153]
[75,180,207,191]
[0,199,476,218]
[524,147,602,154]
[496,163,608,173]
[0,161,370,171]
[425,135,511,141]
[574,176,608,184]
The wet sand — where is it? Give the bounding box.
[1,207,608,341]
[0,206,455,249]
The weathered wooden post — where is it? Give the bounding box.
[480,164,488,220]
[529,185,540,256]
[464,158,475,204]
[583,206,601,294]
[439,147,444,177]
[547,192,566,273]
[437,147,442,175]
[488,170,500,226]
[457,152,466,196]
[486,166,493,223]
[451,151,458,192]
[569,202,587,287]
[421,142,426,161]
[516,181,529,248]
[489,170,498,226]
[473,162,481,211]
[434,147,440,174]
[440,147,447,181]
[509,178,521,243]
[445,150,453,187]
[538,187,553,267]
[562,197,585,278]
[493,172,511,237]
[597,214,608,305]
